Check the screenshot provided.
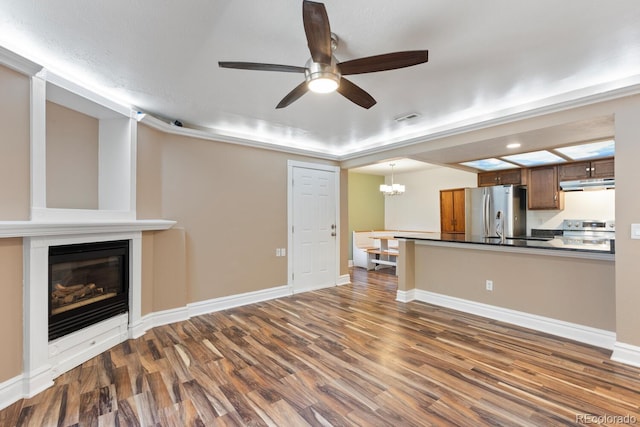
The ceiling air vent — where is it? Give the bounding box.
[394,112,421,123]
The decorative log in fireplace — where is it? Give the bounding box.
[49,240,129,340]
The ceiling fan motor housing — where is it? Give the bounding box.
[305,57,341,93]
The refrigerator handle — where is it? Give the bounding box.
[483,192,489,236]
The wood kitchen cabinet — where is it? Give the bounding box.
[477,168,523,187]
[558,157,614,181]
[440,188,466,233]
[528,165,564,210]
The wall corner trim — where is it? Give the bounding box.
[412,290,617,351]
[611,342,640,368]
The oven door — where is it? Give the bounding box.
[560,231,614,251]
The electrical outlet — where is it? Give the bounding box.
[485,280,493,291]
[276,248,281,256]
[281,248,286,256]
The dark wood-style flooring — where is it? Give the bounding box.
[2,267,640,426]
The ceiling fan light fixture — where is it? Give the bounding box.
[308,76,339,93]
[305,60,340,93]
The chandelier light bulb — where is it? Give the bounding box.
[380,163,405,196]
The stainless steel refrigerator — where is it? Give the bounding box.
[465,185,527,238]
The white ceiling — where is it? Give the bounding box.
[1,1,639,162]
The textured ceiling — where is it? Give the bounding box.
[1,0,639,160]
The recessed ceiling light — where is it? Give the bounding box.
[506,143,521,149]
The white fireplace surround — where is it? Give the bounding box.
[20,222,173,398]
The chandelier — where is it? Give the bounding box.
[380,163,405,196]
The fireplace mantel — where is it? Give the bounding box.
[0,219,176,238]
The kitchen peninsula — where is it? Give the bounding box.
[399,232,614,257]
[395,233,616,350]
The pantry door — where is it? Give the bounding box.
[288,161,339,293]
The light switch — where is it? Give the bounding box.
[632,224,640,239]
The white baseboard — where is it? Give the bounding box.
[139,306,190,333]
[21,365,53,399]
[188,285,291,317]
[337,274,351,286]
[411,290,616,350]
[396,289,416,303]
[611,342,640,368]
[0,374,23,410]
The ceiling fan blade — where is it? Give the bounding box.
[337,78,376,109]
[218,62,306,73]
[276,81,310,109]
[339,50,429,75]
[303,0,332,64]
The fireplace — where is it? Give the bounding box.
[48,240,129,340]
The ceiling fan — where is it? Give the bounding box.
[219,0,429,109]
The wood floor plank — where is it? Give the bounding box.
[3,267,640,426]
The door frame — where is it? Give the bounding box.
[287,160,342,293]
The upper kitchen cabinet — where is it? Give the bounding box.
[440,188,466,233]
[558,157,614,181]
[477,168,523,187]
[528,165,564,210]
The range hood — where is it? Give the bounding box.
[560,178,615,191]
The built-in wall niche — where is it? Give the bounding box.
[46,101,99,209]
[30,73,137,221]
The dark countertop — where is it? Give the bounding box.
[395,232,614,254]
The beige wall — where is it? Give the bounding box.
[140,228,188,315]
[0,65,30,220]
[0,65,29,384]
[347,172,385,259]
[137,125,343,304]
[0,238,23,380]
[141,232,155,316]
[136,125,165,219]
[46,101,99,209]
[414,244,615,331]
[614,99,640,346]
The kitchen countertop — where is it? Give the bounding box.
[395,232,615,255]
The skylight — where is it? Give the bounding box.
[501,150,566,167]
[460,158,517,171]
[459,140,615,171]
[554,139,615,160]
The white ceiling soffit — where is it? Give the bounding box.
[350,158,437,175]
[1,1,639,159]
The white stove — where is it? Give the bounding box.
[561,219,615,251]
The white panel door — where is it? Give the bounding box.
[292,166,337,292]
